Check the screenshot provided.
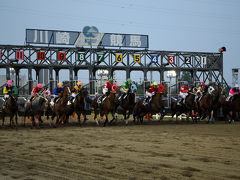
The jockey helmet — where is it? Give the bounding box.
[201,82,205,86]
[7,80,12,85]
[127,78,132,83]
[109,78,113,83]
[153,82,158,86]
[234,84,239,88]
[184,82,189,86]
[77,81,82,86]
[58,82,63,87]
[37,83,42,89]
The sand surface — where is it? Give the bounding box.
[0,117,240,180]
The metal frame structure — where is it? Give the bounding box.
[0,45,229,96]
[232,68,239,86]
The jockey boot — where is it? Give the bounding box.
[2,100,6,109]
[70,97,74,104]
[145,97,150,105]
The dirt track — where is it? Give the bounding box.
[0,118,240,180]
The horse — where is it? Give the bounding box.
[23,91,47,128]
[92,89,118,127]
[1,94,18,128]
[52,85,71,127]
[171,87,198,123]
[71,88,90,126]
[133,91,165,124]
[198,85,222,123]
[115,88,136,125]
[221,94,240,123]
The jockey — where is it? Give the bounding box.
[119,78,132,101]
[2,80,18,109]
[98,78,114,105]
[131,81,137,93]
[30,83,43,106]
[104,78,114,95]
[69,81,82,102]
[31,83,43,96]
[144,81,158,104]
[158,83,166,93]
[196,82,206,99]
[3,80,13,99]
[227,84,239,101]
[53,82,64,102]
[198,82,205,94]
[72,81,83,94]
[44,87,51,97]
[178,81,190,105]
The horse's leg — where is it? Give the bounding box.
[15,112,18,129]
[109,112,116,125]
[94,108,99,126]
[125,110,132,125]
[46,112,52,127]
[77,112,81,126]
[103,114,108,127]
[54,114,60,127]
[211,110,215,124]
[9,114,14,128]
[2,114,5,127]
[83,112,88,124]
[123,110,127,120]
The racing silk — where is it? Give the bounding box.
[72,85,82,94]
[111,84,118,93]
[53,86,64,95]
[44,88,51,96]
[158,84,165,93]
[31,86,43,96]
[131,83,137,92]
[199,85,205,92]
[146,85,158,93]
[105,81,113,93]
[121,81,130,92]
[180,85,189,93]
[3,86,13,95]
[229,88,238,95]
[12,86,18,96]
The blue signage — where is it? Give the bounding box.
[26,28,149,48]
[152,55,158,63]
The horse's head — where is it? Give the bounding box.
[63,85,71,97]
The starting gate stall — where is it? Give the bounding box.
[161,81,171,109]
[0,28,229,112]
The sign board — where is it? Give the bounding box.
[201,56,207,65]
[78,52,85,61]
[16,51,24,60]
[97,53,104,62]
[168,56,175,64]
[134,54,141,63]
[58,52,66,61]
[152,55,158,63]
[37,51,45,60]
[184,56,191,64]
[116,54,123,63]
[26,28,149,48]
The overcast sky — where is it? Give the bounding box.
[0,0,240,85]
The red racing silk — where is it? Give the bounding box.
[158,84,166,93]
[111,84,118,93]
